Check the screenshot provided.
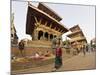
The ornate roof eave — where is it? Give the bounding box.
[67,30,83,37]
[38,2,62,21]
[69,25,80,31]
[27,3,68,32]
[70,37,87,43]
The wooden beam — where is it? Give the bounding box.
[44,21,47,26]
[39,18,42,24]
[58,28,61,32]
[50,23,52,28]
[34,16,38,23]
[54,27,56,30]
[59,30,62,32]
[61,30,63,33]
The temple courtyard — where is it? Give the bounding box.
[11,2,96,75]
[11,51,96,74]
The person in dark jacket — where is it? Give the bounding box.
[18,40,25,57]
[82,44,86,56]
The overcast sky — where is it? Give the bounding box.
[12,1,95,43]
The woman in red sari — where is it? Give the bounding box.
[54,39,62,71]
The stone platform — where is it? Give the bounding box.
[11,55,55,71]
[11,46,53,57]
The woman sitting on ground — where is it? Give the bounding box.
[34,52,44,60]
[44,51,51,57]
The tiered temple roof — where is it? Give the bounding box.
[26,2,68,35]
[67,25,87,43]
[38,3,62,21]
[67,30,84,37]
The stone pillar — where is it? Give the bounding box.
[52,35,54,41]
[48,34,50,41]
[42,32,45,40]
[36,30,38,40]
[32,29,38,40]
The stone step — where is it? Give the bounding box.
[27,40,52,47]
[11,46,53,57]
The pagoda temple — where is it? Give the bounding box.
[67,25,87,50]
[26,2,68,48]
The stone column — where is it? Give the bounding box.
[52,35,54,41]
[32,29,38,40]
[42,32,45,40]
[36,30,39,40]
[48,34,50,41]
